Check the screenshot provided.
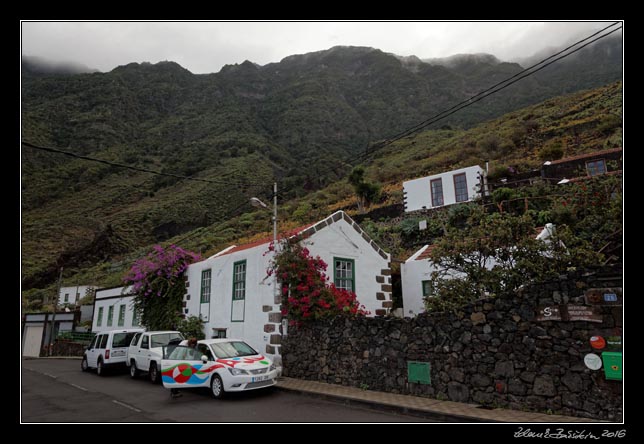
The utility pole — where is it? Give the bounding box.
[48,267,63,356]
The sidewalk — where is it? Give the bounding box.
[276,377,601,423]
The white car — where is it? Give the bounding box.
[161,339,278,399]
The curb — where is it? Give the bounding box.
[23,356,83,360]
[274,383,495,423]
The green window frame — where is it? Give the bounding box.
[201,269,212,303]
[422,280,433,297]
[334,257,355,292]
[118,304,126,327]
[232,260,247,301]
[132,309,139,327]
[107,306,114,326]
[97,307,103,327]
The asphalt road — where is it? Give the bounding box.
[21,358,431,423]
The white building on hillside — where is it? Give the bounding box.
[183,211,393,360]
[92,286,140,332]
[403,165,485,213]
[402,225,556,317]
[59,285,96,307]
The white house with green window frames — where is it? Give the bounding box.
[183,211,393,360]
[92,285,141,332]
[403,165,485,213]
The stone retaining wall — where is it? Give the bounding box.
[282,268,622,420]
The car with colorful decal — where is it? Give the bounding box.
[161,339,278,398]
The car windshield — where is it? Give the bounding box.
[167,345,202,361]
[113,332,138,348]
[210,341,258,358]
[151,333,183,348]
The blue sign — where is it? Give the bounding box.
[603,293,618,302]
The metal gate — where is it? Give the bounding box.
[23,325,44,357]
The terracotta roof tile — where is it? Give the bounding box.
[218,224,313,256]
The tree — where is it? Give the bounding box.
[124,245,200,330]
[348,166,381,212]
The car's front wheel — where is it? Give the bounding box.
[81,356,88,372]
[210,374,225,399]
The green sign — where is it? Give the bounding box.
[602,352,622,381]
[408,361,431,384]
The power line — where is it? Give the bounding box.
[310,22,623,180]
[21,141,271,188]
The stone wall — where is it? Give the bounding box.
[282,268,623,420]
[49,340,87,357]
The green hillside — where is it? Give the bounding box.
[21,41,622,307]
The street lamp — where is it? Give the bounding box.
[250,182,285,356]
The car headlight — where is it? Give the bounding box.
[270,363,276,371]
[227,367,248,376]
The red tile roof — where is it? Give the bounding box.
[217,224,313,257]
[548,147,622,165]
[415,244,437,261]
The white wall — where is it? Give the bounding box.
[401,246,439,317]
[185,212,392,359]
[185,244,274,357]
[92,286,138,332]
[59,285,95,306]
[403,165,484,212]
[306,217,390,317]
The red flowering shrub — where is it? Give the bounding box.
[267,237,368,326]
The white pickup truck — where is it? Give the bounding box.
[126,330,184,383]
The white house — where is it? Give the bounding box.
[58,285,96,307]
[92,285,140,332]
[403,165,485,212]
[402,225,556,317]
[183,210,393,360]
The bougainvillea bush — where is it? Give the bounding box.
[124,245,200,330]
[267,237,368,327]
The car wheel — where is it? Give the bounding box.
[129,360,139,379]
[97,358,104,376]
[210,374,225,399]
[149,362,159,384]
[81,356,88,372]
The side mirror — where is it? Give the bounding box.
[201,355,209,363]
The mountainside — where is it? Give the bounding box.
[21,40,622,299]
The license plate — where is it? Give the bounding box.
[252,375,269,382]
[112,350,125,357]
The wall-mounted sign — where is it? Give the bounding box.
[585,288,623,306]
[590,335,606,350]
[601,352,622,381]
[536,304,602,323]
[606,336,622,351]
[566,305,603,323]
[536,305,562,321]
[584,353,603,370]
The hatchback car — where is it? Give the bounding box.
[161,339,277,398]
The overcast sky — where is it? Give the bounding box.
[21,21,617,74]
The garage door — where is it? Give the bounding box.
[23,325,44,357]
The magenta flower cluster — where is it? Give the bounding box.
[124,244,201,297]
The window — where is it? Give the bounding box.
[118,304,126,327]
[89,336,98,349]
[212,328,227,339]
[586,159,607,176]
[151,332,184,348]
[99,334,108,349]
[430,178,444,207]
[132,309,139,327]
[131,332,142,347]
[141,335,149,349]
[64,293,69,303]
[201,269,212,303]
[112,332,138,348]
[422,280,433,297]
[334,258,355,292]
[453,173,468,203]
[107,306,114,326]
[97,307,103,327]
[232,261,246,301]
